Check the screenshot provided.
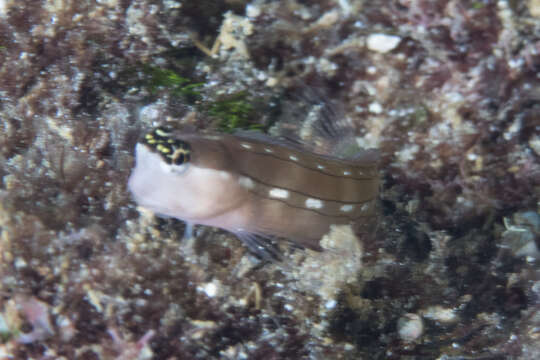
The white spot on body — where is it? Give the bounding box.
[238,176,255,189]
[305,198,324,209]
[361,202,371,212]
[343,170,351,176]
[289,155,299,161]
[264,148,273,153]
[241,143,252,149]
[317,164,325,170]
[340,204,354,212]
[269,188,289,199]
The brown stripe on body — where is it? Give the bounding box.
[226,135,378,179]
[219,135,379,204]
[237,172,378,220]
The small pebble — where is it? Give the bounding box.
[397,313,423,342]
[366,33,401,53]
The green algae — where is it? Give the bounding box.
[207,91,263,133]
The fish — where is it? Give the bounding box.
[128,125,379,253]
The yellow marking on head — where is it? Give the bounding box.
[142,126,191,165]
[155,128,171,137]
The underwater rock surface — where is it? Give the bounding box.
[0,0,538,359]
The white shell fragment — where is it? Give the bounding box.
[422,306,457,323]
[198,280,221,298]
[366,33,401,53]
[397,313,424,342]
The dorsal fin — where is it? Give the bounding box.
[270,81,375,161]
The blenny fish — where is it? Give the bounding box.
[128,125,379,252]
